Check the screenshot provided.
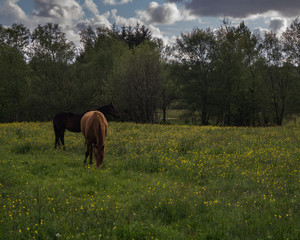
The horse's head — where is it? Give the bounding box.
[96,103,120,118]
[95,145,105,169]
[107,103,120,118]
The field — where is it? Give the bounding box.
[0,122,299,239]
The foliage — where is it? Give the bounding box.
[110,42,163,122]
[174,20,300,126]
[0,44,30,122]
[0,122,299,239]
[175,28,216,125]
[0,20,300,125]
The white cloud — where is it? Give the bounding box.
[0,0,28,26]
[84,0,99,16]
[76,13,111,31]
[137,2,182,24]
[148,24,176,45]
[0,0,192,47]
[253,27,268,37]
[136,1,196,25]
[32,0,84,21]
[110,9,173,45]
[268,17,288,33]
[79,0,111,30]
[103,0,132,5]
[111,9,142,26]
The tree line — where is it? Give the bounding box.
[0,19,300,125]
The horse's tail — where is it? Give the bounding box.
[93,112,106,148]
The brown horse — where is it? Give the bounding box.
[81,111,108,168]
[53,103,119,149]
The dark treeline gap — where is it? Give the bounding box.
[1,20,300,126]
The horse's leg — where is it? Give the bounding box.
[54,132,59,148]
[60,130,66,150]
[84,142,89,164]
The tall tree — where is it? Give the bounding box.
[0,23,30,122]
[175,28,216,125]
[260,32,292,125]
[282,18,300,70]
[76,26,129,111]
[282,19,300,114]
[29,23,76,120]
[111,42,163,123]
[120,23,152,49]
[0,23,30,55]
[0,44,29,121]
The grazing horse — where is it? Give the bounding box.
[53,103,119,149]
[81,111,108,168]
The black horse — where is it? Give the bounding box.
[53,103,120,149]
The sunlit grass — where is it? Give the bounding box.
[0,122,299,239]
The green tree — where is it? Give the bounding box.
[260,32,292,125]
[175,28,216,125]
[0,23,30,54]
[120,23,152,49]
[76,26,129,111]
[159,44,177,124]
[282,18,300,70]
[29,23,76,120]
[0,23,30,122]
[111,42,163,123]
[0,44,29,121]
[213,22,264,126]
[282,19,300,114]
[214,23,247,125]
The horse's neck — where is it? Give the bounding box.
[97,106,108,115]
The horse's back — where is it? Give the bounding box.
[54,112,82,132]
[81,111,107,141]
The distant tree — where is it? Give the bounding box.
[282,19,300,114]
[214,23,245,125]
[0,44,29,121]
[75,26,129,111]
[29,23,76,120]
[79,25,97,51]
[212,22,265,126]
[159,44,177,124]
[111,42,163,122]
[260,32,292,125]
[175,28,217,125]
[31,23,76,63]
[282,18,300,70]
[0,23,30,55]
[120,23,152,49]
[0,23,31,122]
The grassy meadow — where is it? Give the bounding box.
[0,121,299,239]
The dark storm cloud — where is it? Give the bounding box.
[168,0,300,18]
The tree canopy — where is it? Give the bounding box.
[0,20,300,125]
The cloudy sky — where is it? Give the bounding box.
[1,0,299,46]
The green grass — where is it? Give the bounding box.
[0,122,299,239]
